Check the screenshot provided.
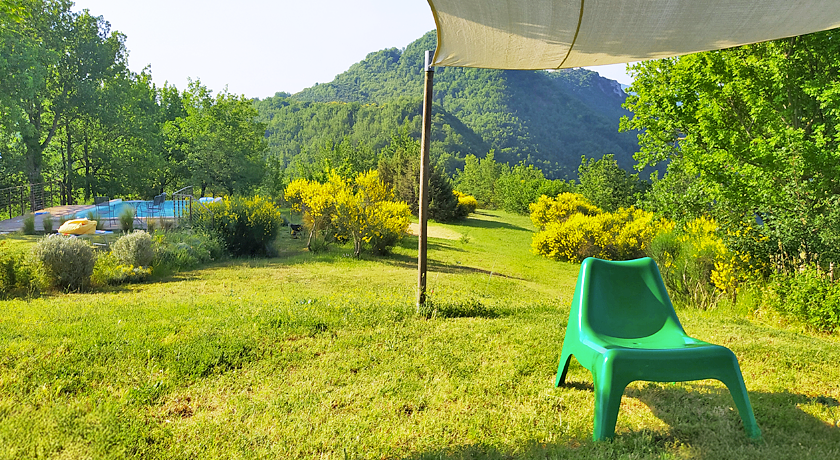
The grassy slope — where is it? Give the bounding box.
[1,211,839,459]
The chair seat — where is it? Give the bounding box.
[594,342,741,383]
[595,334,707,350]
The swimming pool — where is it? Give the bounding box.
[74,199,183,219]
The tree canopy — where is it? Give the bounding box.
[0,1,267,201]
[622,29,840,263]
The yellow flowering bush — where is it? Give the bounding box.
[335,171,411,256]
[362,200,412,255]
[194,195,283,256]
[530,193,658,263]
[529,192,601,230]
[531,212,605,262]
[287,171,410,256]
[648,216,754,308]
[453,190,478,216]
[285,177,340,249]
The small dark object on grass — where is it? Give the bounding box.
[290,224,303,238]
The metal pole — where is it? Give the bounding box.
[417,50,434,307]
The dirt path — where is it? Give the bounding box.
[407,223,462,240]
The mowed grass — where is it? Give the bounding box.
[1,210,839,459]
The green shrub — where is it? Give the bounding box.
[32,235,96,291]
[42,213,53,233]
[22,213,35,235]
[288,172,410,256]
[146,218,159,234]
[763,267,840,333]
[194,196,283,257]
[152,230,225,273]
[112,231,153,267]
[119,207,135,232]
[92,251,152,285]
[0,241,39,298]
[648,217,729,309]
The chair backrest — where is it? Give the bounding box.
[576,257,685,340]
[94,196,109,205]
[153,193,165,206]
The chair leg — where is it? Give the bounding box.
[718,364,762,440]
[591,354,628,441]
[555,350,572,387]
[592,376,628,441]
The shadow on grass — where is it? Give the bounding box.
[551,378,840,459]
[247,233,526,281]
[458,212,532,232]
[417,297,504,319]
[634,384,840,459]
[380,242,525,282]
[402,383,840,459]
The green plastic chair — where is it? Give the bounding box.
[556,257,761,441]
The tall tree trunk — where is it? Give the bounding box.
[23,131,44,212]
[24,137,43,186]
[24,103,44,187]
[64,128,73,205]
[83,133,92,202]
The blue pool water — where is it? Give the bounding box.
[74,199,180,219]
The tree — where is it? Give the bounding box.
[577,154,647,212]
[637,156,714,224]
[60,70,166,201]
[378,129,463,222]
[621,31,840,265]
[332,170,411,257]
[0,1,128,185]
[166,81,267,197]
[495,161,575,214]
[0,1,25,23]
[453,151,503,208]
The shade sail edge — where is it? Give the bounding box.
[427,0,840,69]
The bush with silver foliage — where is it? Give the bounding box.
[112,231,153,267]
[32,235,96,291]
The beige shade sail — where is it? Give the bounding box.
[427,0,840,69]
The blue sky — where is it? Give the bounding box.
[72,1,633,99]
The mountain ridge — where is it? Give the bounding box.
[257,31,639,179]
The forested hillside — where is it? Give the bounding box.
[252,97,490,179]
[256,31,638,179]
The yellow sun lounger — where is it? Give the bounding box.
[58,218,97,235]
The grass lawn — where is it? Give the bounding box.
[1,210,839,459]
